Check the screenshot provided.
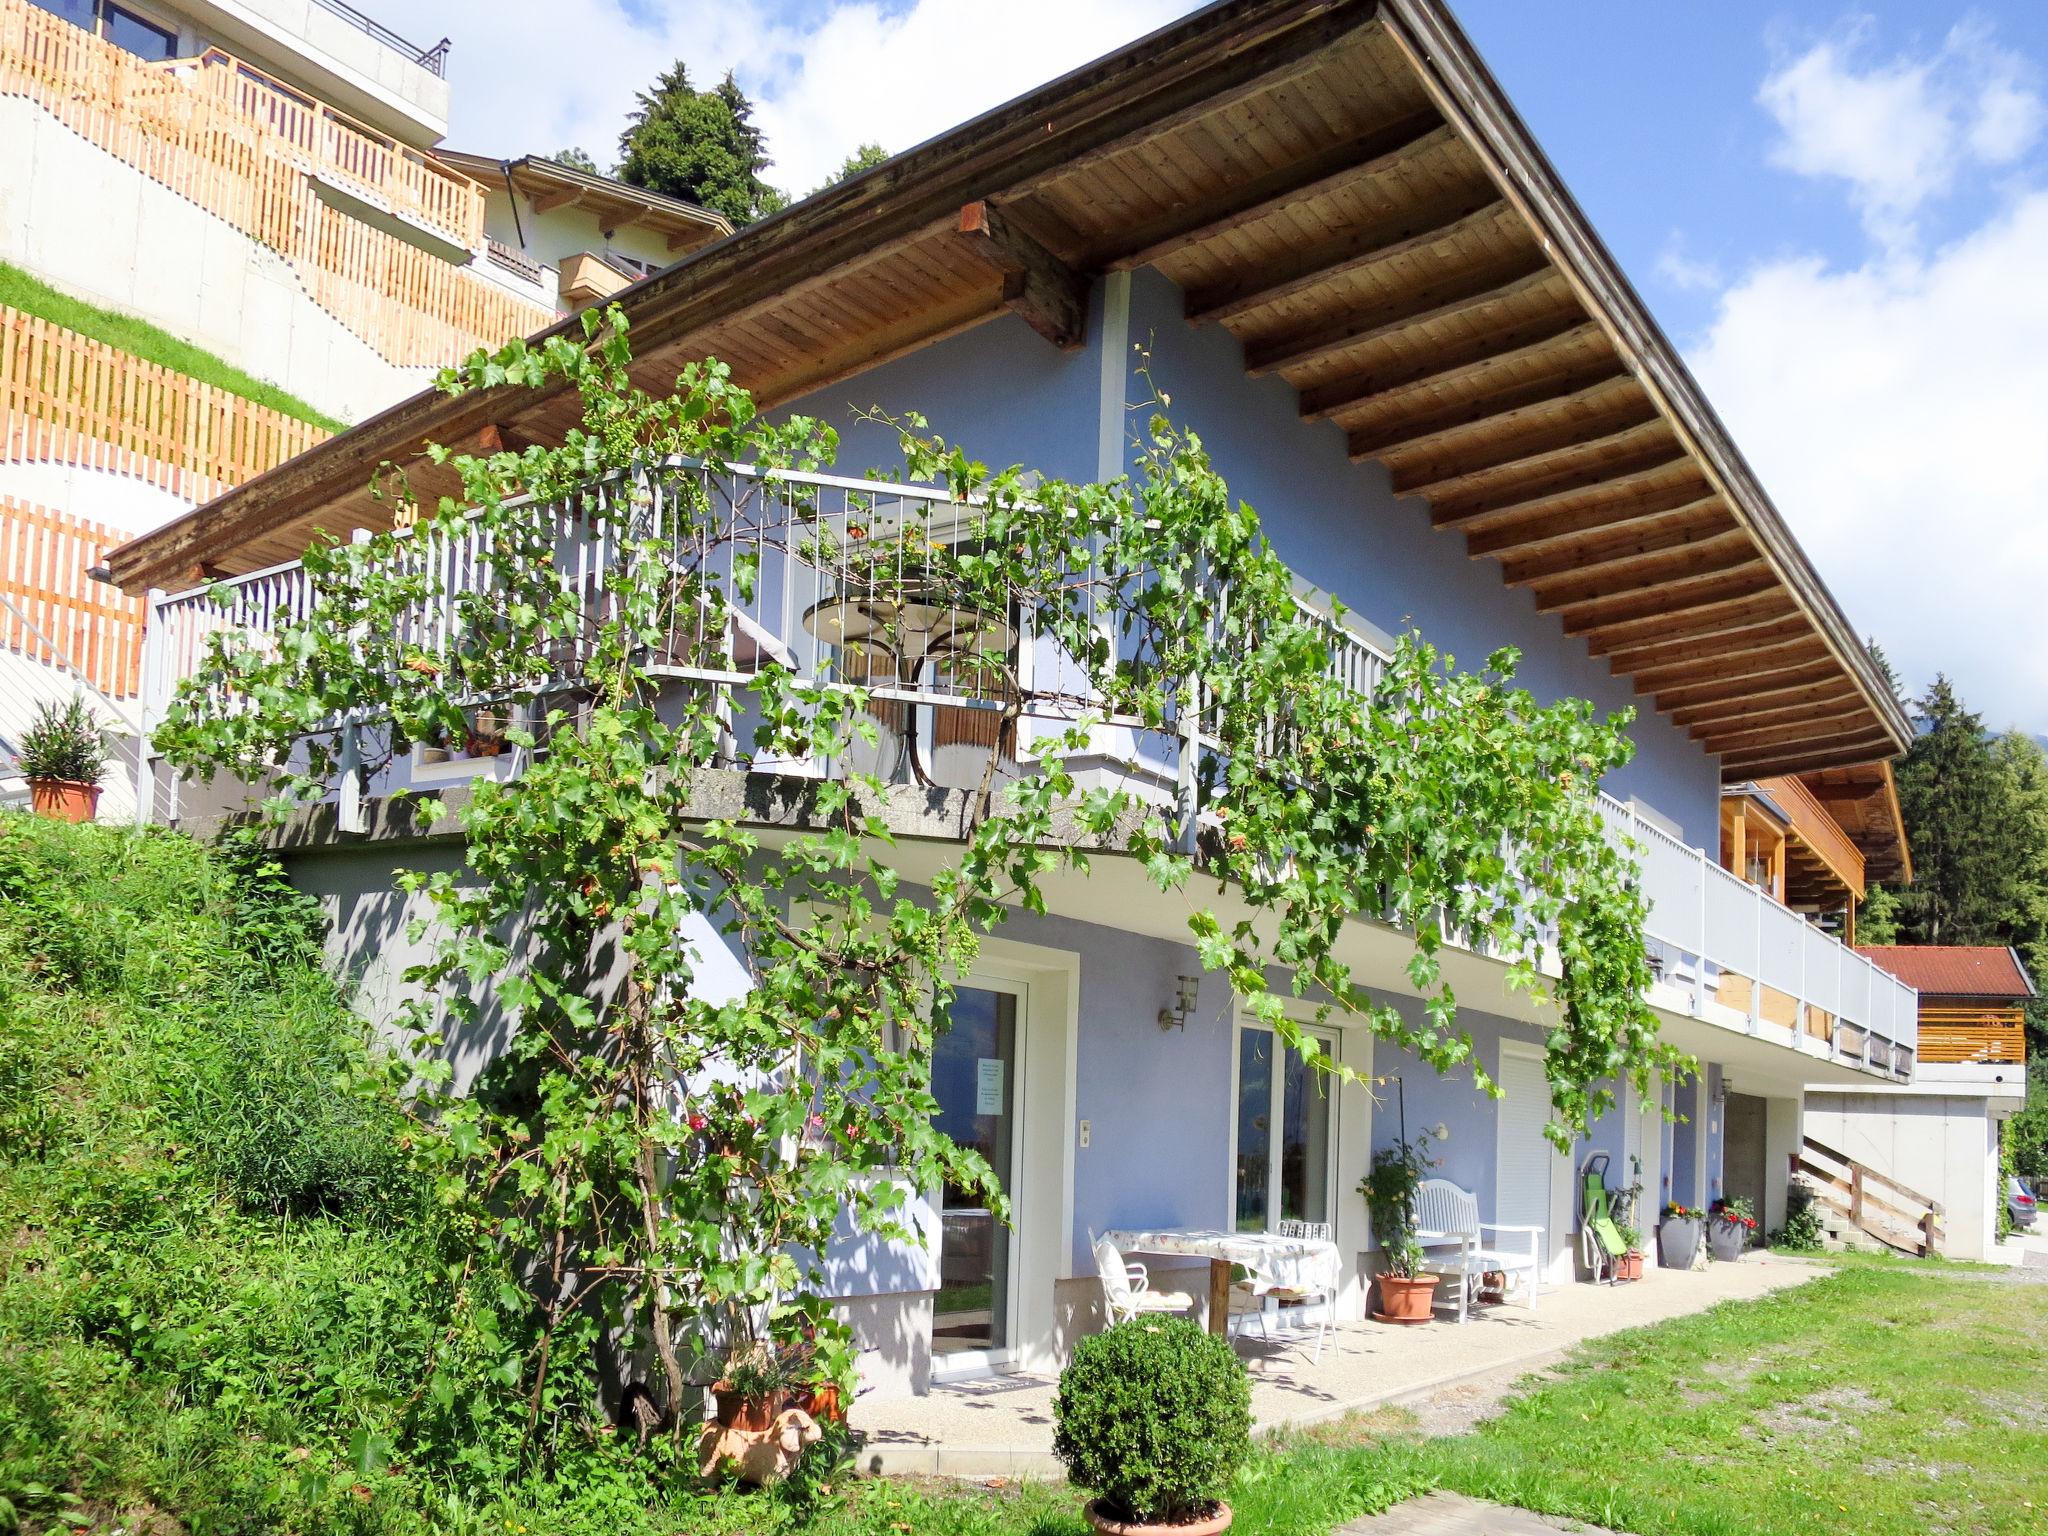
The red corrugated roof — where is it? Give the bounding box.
[1857,946,2035,998]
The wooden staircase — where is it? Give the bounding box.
[1796,1135,1944,1257]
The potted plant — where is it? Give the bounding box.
[1614,1223,1645,1281]
[15,695,111,823]
[1359,1136,1438,1323]
[1708,1197,1758,1261]
[1053,1317,1250,1536]
[1658,1203,1704,1269]
[711,1341,791,1432]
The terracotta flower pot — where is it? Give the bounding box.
[1084,1498,1233,1536]
[1616,1251,1644,1281]
[1658,1217,1702,1269]
[711,1384,776,1432]
[1373,1272,1438,1324]
[795,1383,844,1423]
[28,778,99,824]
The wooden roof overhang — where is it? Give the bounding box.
[1798,761,1912,887]
[106,0,1910,781]
[437,153,734,254]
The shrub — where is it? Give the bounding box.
[13,696,111,784]
[1052,1317,1251,1525]
[1771,1183,1826,1251]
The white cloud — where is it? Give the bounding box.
[1759,16,2044,245]
[1656,234,1723,293]
[419,0,1194,195]
[1685,191,2048,731]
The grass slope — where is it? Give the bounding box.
[0,262,342,432]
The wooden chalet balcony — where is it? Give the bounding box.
[1917,1007,2026,1066]
[179,49,485,250]
[136,459,1918,1080]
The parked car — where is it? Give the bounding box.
[2008,1176,2038,1230]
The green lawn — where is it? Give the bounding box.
[675,1262,2048,1536]
[0,261,342,430]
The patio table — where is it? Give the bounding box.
[1103,1228,1341,1336]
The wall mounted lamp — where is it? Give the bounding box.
[1158,974,1201,1031]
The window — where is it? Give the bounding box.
[1233,1022,1335,1233]
[32,0,178,60]
[101,2,175,59]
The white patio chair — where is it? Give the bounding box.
[1224,1265,1271,1343]
[1410,1179,1542,1324]
[1091,1233,1196,1326]
[1265,1219,1335,1362]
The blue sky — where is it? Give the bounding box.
[421,0,2048,732]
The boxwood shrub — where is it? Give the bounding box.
[1051,1316,1252,1524]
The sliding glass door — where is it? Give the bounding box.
[930,981,1022,1369]
[1233,1024,1336,1232]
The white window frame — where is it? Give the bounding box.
[1226,1011,1341,1234]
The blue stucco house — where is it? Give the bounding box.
[108,0,1921,1398]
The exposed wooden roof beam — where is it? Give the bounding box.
[1349,358,1627,463]
[1630,643,1843,704]
[1676,684,1864,734]
[527,186,583,215]
[1558,564,1778,637]
[1187,193,1510,327]
[1304,311,1596,423]
[1110,113,1452,272]
[953,200,1087,350]
[1705,706,1883,756]
[1429,445,1690,534]
[1464,481,1715,562]
[1493,501,1730,585]
[1246,255,1554,377]
[1401,414,1673,507]
[1392,389,1661,501]
[1605,612,1816,675]
[1720,738,1901,780]
[1582,591,1798,657]
[1528,530,1758,614]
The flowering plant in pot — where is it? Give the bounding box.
[1658,1203,1704,1269]
[15,696,110,823]
[1359,1136,1438,1323]
[1053,1317,1251,1535]
[1708,1197,1758,1261]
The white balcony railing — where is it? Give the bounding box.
[136,459,1914,1077]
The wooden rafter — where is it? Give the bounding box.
[1583,591,1798,657]
[1494,502,1732,585]
[1557,564,1778,637]
[1676,683,1864,734]
[953,200,1088,350]
[1246,255,1554,376]
[1463,481,1715,561]
[1653,660,1846,716]
[1430,446,1690,534]
[1348,358,1627,462]
[1722,737,1902,778]
[1605,611,1817,675]
[1187,193,1511,327]
[1522,528,1755,612]
[1703,703,1881,753]
[1629,635,1832,695]
[1391,389,1662,501]
[1304,311,1596,424]
[1110,112,1451,272]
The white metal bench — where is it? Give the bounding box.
[1410,1178,1543,1323]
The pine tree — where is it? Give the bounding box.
[815,143,889,195]
[616,64,787,227]
[1893,677,2012,943]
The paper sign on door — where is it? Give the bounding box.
[975,1057,1006,1115]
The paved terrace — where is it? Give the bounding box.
[857,1255,1824,1478]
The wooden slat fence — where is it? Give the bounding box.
[184,49,485,248]
[0,498,145,698]
[2,304,330,502]
[0,0,553,367]
[1917,1007,2026,1065]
